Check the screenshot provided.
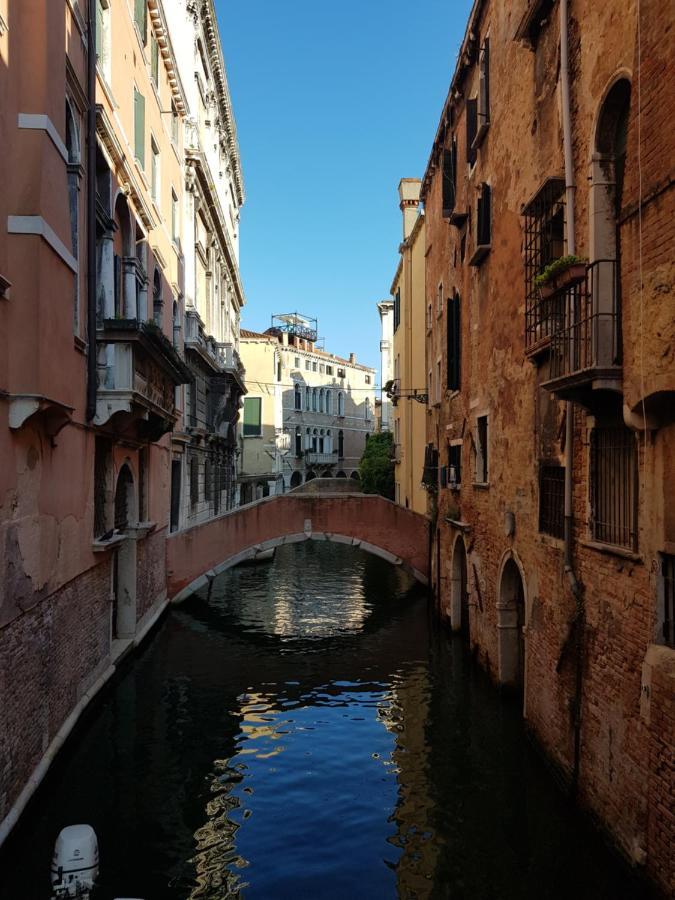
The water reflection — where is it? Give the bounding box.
[0,543,658,899]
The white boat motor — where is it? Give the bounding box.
[50,824,99,898]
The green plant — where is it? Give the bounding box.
[358,431,395,499]
[534,255,587,287]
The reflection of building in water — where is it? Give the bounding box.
[379,664,441,894]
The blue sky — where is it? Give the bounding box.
[216,0,473,375]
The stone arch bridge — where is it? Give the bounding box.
[167,492,430,603]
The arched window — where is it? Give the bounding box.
[305,386,311,411]
[319,388,324,413]
[338,430,344,458]
[305,427,311,450]
[295,426,302,456]
[338,392,344,417]
[204,457,212,502]
[294,383,302,410]
[190,455,199,508]
[325,390,332,414]
[65,100,80,332]
[312,428,318,451]
[153,268,163,325]
[312,388,318,412]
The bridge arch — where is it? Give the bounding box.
[167,492,430,603]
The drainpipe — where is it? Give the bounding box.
[86,0,98,422]
[560,0,584,796]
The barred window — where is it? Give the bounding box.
[659,554,675,649]
[589,426,637,550]
[539,463,564,539]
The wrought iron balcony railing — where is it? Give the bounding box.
[542,259,622,401]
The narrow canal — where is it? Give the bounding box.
[2,543,657,899]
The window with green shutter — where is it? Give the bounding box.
[243,398,262,437]
[134,0,147,43]
[151,32,159,87]
[134,87,145,168]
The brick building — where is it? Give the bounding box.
[421,0,674,892]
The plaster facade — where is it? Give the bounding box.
[421,0,674,892]
[390,180,427,516]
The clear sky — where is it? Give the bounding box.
[216,0,474,376]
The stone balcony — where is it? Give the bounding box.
[184,309,246,391]
[305,452,336,466]
[95,319,192,439]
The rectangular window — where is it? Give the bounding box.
[436,281,443,318]
[134,87,145,169]
[475,415,488,483]
[305,360,311,371]
[134,0,147,43]
[151,137,160,205]
[435,359,442,404]
[365,375,371,385]
[312,362,317,372]
[447,294,461,390]
[590,426,637,549]
[476,38,490,142]
[151,31,159,88]
[171,189,178,242]
[522,178,566,347]
[448,443,462,489]
[337,368,346,379]
[442,138,457,217]
[539,463,564,538]
[393,288,401,332]
[243,397,262,437]
[294,356,300,368]
[326,365,333,376]
[470,183,491,265]
[466,98,478,167]
[320,364,325,374]
[171,101,180,145]
[659,554,675,648]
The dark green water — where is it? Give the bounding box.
[1,543,657,898]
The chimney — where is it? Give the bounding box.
[349,352,356,364]
[282,332,288,346]
[398,178,422,240]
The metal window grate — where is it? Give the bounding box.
[539,463,564,538]
[523,178,566,347]
[662,555,675,648]
[589,426,637,550]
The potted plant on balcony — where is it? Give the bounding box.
[535,255,587,296]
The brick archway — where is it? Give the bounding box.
[167,493,430,602]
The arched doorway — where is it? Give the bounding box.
[497,557,526,691]
[112,463,138,641]
[290,471,302,488]
[336,470,347,478]
[449,536,469,637]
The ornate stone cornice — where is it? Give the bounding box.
[200,0,245,206]
[148,0,188,115]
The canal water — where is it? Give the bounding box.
[1,543,657,899]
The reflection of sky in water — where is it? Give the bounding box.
[191,681,404,899]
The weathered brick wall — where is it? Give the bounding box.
[422,0,674,893]
[136,526,168,621]
[0,561,111,825]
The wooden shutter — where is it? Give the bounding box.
[478,184,491,246]
[466,99,478,167]
[135,0,147,42]
[447,294,461,391]
[243,397,261,436]
[151,33,159,86]
[479,39,490,126]
[442,146,455,217]
[134,88,145,168]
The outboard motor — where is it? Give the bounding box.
[51,824,99,898]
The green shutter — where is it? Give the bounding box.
[243,398,261,436]
[134,88,145,168]
[151,33,159,86]
[134,0,147,42]
[96,0,103,59]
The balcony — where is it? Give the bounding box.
[95,319,191,439]
[184,309,246,391]
[305,452,335,466]
[541,260,622,406]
